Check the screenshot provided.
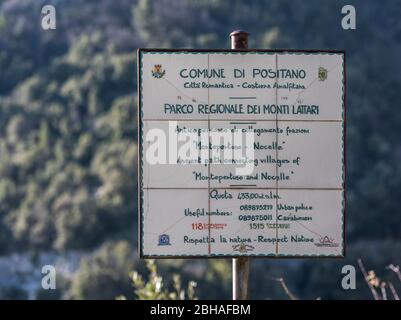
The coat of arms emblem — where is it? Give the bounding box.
[318,66,328,81]
[152,64,165,78]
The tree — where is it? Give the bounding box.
[70,241,136,299]
[118,259,197,300]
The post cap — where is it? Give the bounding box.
[230,30,249,37]
[230,30,249,49]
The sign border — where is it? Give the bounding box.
[137,49,346,259]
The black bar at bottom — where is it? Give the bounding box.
[0,300,399,319]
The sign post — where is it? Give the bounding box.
[230,30,251,300]
[138,33,345,300]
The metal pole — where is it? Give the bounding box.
[230,30,249,50]
[230,30,250,300]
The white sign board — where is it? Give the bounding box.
[138,49,345,258]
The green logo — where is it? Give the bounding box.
[152,64,165,78]
[318,66,328,81]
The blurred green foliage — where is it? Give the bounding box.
[0,0,401,299]
[70,241,136,299]
[119,259,197,300]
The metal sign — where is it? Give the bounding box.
[138,49,345,258]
